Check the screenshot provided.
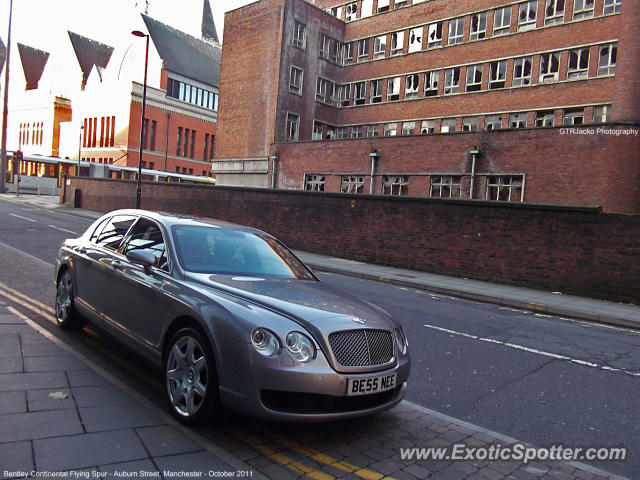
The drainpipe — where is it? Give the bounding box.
[468,146,481,199]
[164,112,171,171]
[369,150,380,194]
[270,154,279,189]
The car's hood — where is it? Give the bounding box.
[184,273,395,330]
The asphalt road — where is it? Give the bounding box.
[0,198,638,478]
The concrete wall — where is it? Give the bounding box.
[63,177,640,303]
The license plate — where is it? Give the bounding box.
[346,373,396,396]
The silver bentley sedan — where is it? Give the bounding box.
[55,210,410,423]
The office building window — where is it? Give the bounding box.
[598,44,617,75]
[319,33,331,59]
[382,176,409,196]
[489,60,507,89]
[370,79,382,103]
[573,0,594,19]
[289,66,303,95]
[470,12,487,40]
[176,127,182,155]
[493,6,512,36]
[425,71,439,97]
[486,175,523,202]
[462,117,479,132]
[544,0,565,25]
[535,110,555,127]
[305,175,325,191]
[518,1,538,31]
[341,176,365,193]
[563,108,584,125]
[402,122,416,135]
[405,74,419,98]
[430,176,462,198]
[342,42,354,64]
[351,125,363,138]
[510,113,528,128]
[485,115,503,130]
[383,122,397,137]
[387,77,401,101]
[441,118,456,133]
[568,48,590,79]
[285,113,299,141]
[427,22,443,48]
[444,68,460,94]
[354,81,366,105]
[357,38,369,62]
[513,57,533,86]
[603,0,621,14]
[593,105,611,123]
[448,18,464,45]
[466,64,483,92]
[373,35,386,59]
[367,124,379,137]
[408,27,423,53]
[149,120,156,151]
[292,21,306,49]
[312,122,324,141]
[539,52,560,83]
[390,31,403,56]
[421,120,435,134]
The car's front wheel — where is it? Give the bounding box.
[55,270,87,330]
[164,327,220,424]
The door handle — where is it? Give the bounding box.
[111,260,124,270]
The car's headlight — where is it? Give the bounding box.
[251,328,280,356]
[395,327,408,356]
[285,331,316,363]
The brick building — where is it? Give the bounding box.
[214,0,640,213]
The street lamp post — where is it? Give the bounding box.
[1,0,15,194]
[77,124,83,175]
[132,30,149,209]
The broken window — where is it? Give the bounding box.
[470,12,487,41]
[374,35,387,59]
[285,113,299,141]
[305,174,325,191]
[544,0,565,25]
[489,60,507,89]
[598,44,617,75]
[387,77,401,101]
[535,110,555,127]
[345,2,358,21]
[427,22,443,48]
[462,117,479,132]
[354,81,366,105]
[485,115,503,130]
[336,127,347,139]
[357,38,369,62]
[448,18,464,45]
[351,125,363,138]
[333,41,342,64]
[390,31,404,56]
[326,126,336,139]
[289,66,303,95]
[408,27,423,53]
[603,0,621,14]
[341,176,365,193]
[562,108,584,125]
[339,84,351,107]
[405,74,420,98]
[486,175,523,202]
[402,122,416,135]
[328,82,338,106]
[444,68,460,94]
[539,52,560,82]
[567,48,590,79]
[394,0,408,8]
[383,122,397,136]
[441,118,456,133]
[466,64,483,92]
[316,77,328,102]
[312,122,324,140]
[343,42,354,65]
[367,124,379,137]
[430,176,462,198]
[493,6,512,36]
[518,1,538,31]
[593,105,611,123]
[424,71,439,96]
[513,57,533,86]
[382,176,409,195]
[292,21,306,49]
[370,79,383,103]
[510,112,528,128]
[320,33,331,60]
[573,0,594,19]
[421,120,435,134]
[377,0,390,13]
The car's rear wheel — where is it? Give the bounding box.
[55,270,87,330]
[164,327,220,423]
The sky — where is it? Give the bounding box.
[0,0,257,53]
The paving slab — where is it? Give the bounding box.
[0,441,34,478]
[0,409,83,442]
[136,425,203,457]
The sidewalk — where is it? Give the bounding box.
[3,193,638,330]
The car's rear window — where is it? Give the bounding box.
[172,225,314,279]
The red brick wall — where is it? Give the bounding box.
[272,125,640,214]
[63,177,640,303]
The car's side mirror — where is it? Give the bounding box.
[126,249,156,274]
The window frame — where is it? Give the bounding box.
[470,12,487,41]
[285,112,300,142]
[493,6,512,36]
[518,1,538,31]
[448,17,465,45]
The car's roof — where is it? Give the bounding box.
[104,209,266,235]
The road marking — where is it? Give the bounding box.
[48,224,80,235]
[0,280,54,317]
[9,213,37,222]
[424,323,640,377]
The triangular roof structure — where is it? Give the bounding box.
[0,38,6,75]
[68,31,114,89]
[17,43,50,90]
[142,14,221,87]
[201,0,220,45]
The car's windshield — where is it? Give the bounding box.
[172,225,315,279]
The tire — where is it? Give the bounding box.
[55,270,87,330]
[164,327,220,424]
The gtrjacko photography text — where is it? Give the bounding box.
[400,444,627,464]
[2,471,251,479]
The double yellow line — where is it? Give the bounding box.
[0,280,54,318]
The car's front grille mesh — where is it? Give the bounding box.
[328,329,394,367]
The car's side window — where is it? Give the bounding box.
[120,217,168,272]
[94,215,137,251]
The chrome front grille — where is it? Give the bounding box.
[328,329,394,367]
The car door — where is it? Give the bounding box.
[72,214,137,321]
[100,217,176,349]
